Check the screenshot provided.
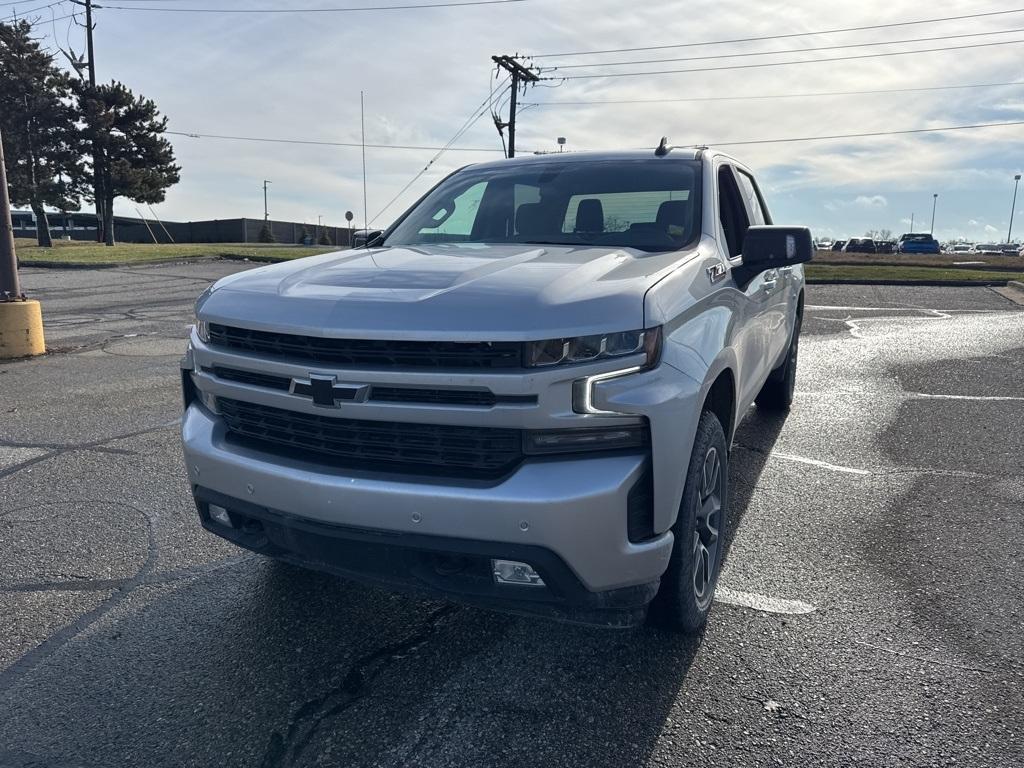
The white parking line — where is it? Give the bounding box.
[908,392,1024,402]
[806,304,1000,313]
[716,587,817,615]
[771,452,871,475]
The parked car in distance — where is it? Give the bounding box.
[999,243,1020,255]
[181,145,812,633]
[844,237,877,253]
[876,240,895,254]
[831,240,846,252]
[974,243,1004,255]
[895,233,941,254]
[816,240,833,250]
[948,243,974,254]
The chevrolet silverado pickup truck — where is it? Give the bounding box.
[181,143,812,632]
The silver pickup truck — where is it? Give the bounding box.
[181,144,811,632]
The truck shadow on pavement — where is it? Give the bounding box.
[0,409,789,768]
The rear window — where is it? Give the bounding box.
[385,158,703,253]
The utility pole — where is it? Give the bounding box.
[263,180,271,221]
[909,213,914,232]
[930,193,938,235]
[74,0,108,244]
[491,56,540,158]
[0,125,46,358]
[1009,174,1021,243]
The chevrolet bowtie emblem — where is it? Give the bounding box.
[290,374,369,408]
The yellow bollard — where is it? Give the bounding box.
[0,299,46,358]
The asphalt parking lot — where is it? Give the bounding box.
[1,262,1023,767]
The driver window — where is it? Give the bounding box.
[417,181,487,239]
[717,166,749,259]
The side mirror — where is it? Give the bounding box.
[734,225,813,287]
[352,229,384,248]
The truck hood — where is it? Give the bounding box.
[199,243,697,340]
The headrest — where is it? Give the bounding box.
[515,203,543,237]
[574,198,604,233]
[656,200,690,234]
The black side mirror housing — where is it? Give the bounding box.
[733,225,813,287]
[352,229,384,248]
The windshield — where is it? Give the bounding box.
[384,158,702,253]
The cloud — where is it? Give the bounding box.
[854,195,887,208]
[968,219,980,226]
[984,224,999,233]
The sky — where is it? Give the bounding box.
[9,0,1024,242]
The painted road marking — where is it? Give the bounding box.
[716,587,817,615]
[908,392,1024,402]
[771,451,871,475]
[806,305,1001,313]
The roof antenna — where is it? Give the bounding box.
[655,137,672,156]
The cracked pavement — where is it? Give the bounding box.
[1,264,1022,767]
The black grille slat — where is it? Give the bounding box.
[208,366,291,391]
[208,324,522,369]
[218,398,522,478]
[369,386,497,407]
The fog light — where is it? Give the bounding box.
[209,504,233,528]
[492,559,545,586]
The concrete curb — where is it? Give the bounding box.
[807,278,1011,287]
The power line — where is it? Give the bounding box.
[165,130,507,152]
[521,80,1024,106]
[684,119,1024,148]
[547,26,1024,70]
[89,0,528,12]
[540,38,1024,80]
[370,76,510,224]
[529,5,1024,58]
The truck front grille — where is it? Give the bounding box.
[208,324,523,369]
[218,398,523,479]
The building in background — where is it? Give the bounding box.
[11,210,354,247]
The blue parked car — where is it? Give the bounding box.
[896,233,941,254]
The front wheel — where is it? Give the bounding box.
[647,410,729,633]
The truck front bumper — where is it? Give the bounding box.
[182,404,674,627]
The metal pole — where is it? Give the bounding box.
[0,126,22,300]
[930,194,938,235]
[910,213,914,232]
[1009,174,1021,243]
[360,91,368,235]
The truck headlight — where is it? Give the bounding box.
[524,327,662,368]
[194,318,210,343]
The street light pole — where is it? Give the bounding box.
[1009,174,1021,243]
[930,194,938,235]
[263,180,271,221]
[910,213,914,232]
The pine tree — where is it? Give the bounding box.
[0,21,88,247]
[318,228,332,246]
[77,80,180,246]
[258,222,275,243]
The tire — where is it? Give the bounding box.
[647,410,729,633]
[755,311,801,411]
